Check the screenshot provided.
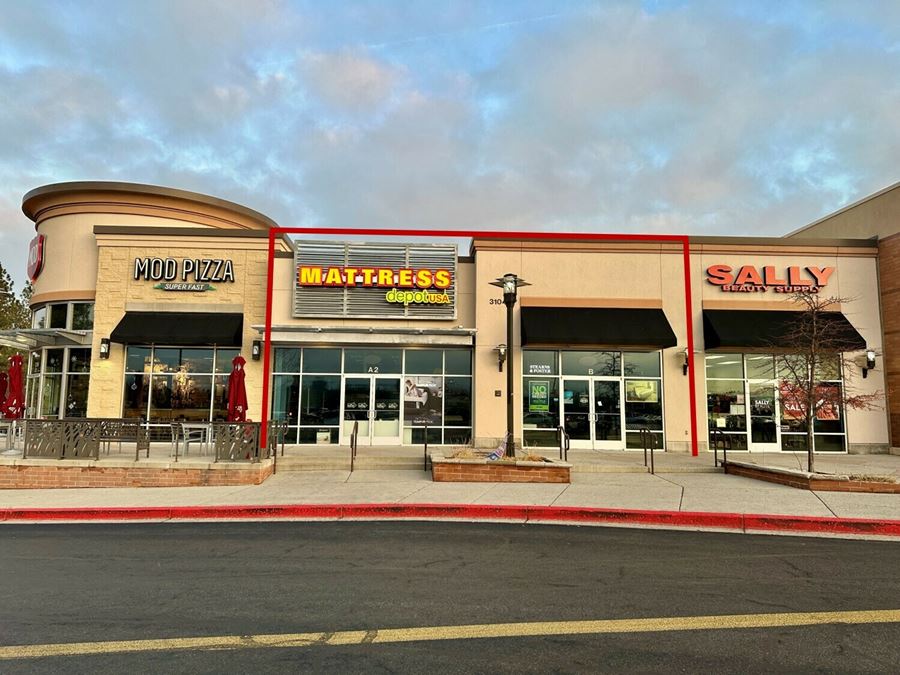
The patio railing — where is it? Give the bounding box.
[21,418,150,461]
[4,418,287,464]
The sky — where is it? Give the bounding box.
[1,0,899,289]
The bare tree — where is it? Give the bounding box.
[775,292,881,473]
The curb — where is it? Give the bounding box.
[1,503,898,537]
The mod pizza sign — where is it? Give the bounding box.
[706,265,834,293]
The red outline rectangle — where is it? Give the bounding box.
[260,230,698,456]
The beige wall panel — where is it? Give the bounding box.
[31,215,99,301]
[788,184,900,240]
[831,257,888,446]
[698,252,842,305]
[87,244,270,420]
[659,253,693,452]
[474,250,523,444]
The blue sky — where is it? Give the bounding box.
[1,0,899,287]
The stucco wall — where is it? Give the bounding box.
[89,237,271,421]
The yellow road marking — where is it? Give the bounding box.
[1,609,899,660]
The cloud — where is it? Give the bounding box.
[299,49,402,113]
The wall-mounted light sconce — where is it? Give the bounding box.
[494,344,507,372]
[251,340,263,361]
[681,347,690,376]
[863,349,876,378]
[99,337,111,359]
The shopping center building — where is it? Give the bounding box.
[6,181,894,454]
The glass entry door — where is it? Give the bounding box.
[747,381,779,452]
[342,377,401,446]
[563,378,624,450]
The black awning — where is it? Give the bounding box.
[110,312,243,346]
[703,310,866,350]
[521,307,677,347]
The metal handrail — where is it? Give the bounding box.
[350,420,359,472]
[557,426,570,462]
[639,428,656,475]
[711,428,729,468]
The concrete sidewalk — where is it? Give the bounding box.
[1,469,897,521]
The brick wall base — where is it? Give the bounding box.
[725,462,900,493]
[432,459,570,483]
[0,461,274,489]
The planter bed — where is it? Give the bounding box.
[725,460,900,493]
[432,453,571,483]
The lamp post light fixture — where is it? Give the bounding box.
[489,273,530,457]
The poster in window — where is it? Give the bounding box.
[625,380,658,403]
[404,376,442,426]
[529,380,550,412]
[779,382,841,421]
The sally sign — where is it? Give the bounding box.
[707,265,834,293]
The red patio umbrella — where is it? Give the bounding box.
[0,372,8,416]
[4,353,25,419]
[226,354,248,422]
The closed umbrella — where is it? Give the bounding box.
[0,372,7,416]
[226,355,248,422]
[4,354,24,419]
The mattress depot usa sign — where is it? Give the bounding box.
[297,266,452,306]
[134,257,235,292]
[293,242,457,319]
[706,264,834,293]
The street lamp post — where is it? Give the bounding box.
[490,273,530,457]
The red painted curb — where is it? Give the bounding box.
[2,503,899,537]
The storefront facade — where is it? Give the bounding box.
[8,181,890,454]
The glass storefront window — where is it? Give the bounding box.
[623,352,660,377]
[123,346,235,423]
[126,347,151,373]
[705,353,743,379]
[72,303,94,330]
[405,349,443,374]
[745,354,775,379]
[706,379,747,432]
[27,346,93,419]
[64,374,90,417]
[815,355,841,381]
[68,348,91,373]
[45,349,64,373]
[444,349,472,375]
[41,375,62,418]
[49,304,68,329]
[215,349,241,373]
[707,351,846,453]
[299,376,341,426]
[32,307,46,329]
[123,375,150,419]
[302,348,341,373]
[561,351,619,376]
[444,377,472,427]
[272,375,300,424]
[344,348,402,373]
[274,348,301,373]
[523,350,557,376]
